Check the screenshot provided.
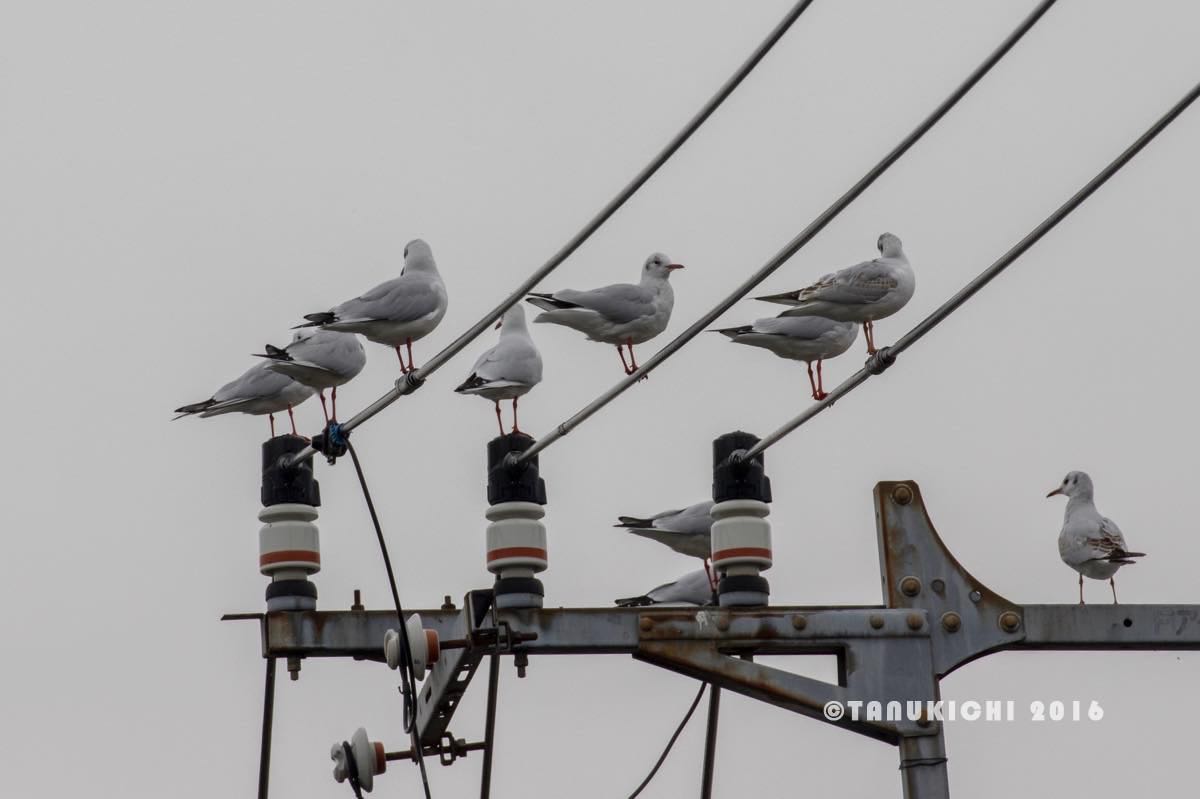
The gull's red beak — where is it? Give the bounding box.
[666,263,685,270]
[1046,487,1063,498]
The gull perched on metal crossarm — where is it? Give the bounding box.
[454,304,543,436]
[296,239,447,375]
[256,329,366,424]
[525,252,683,376]
[615,569,716,607]
[1047,471,1145,605]
[712,312,857,400]
[755,233,914,355]
[173,361,314,437]
[616,501,716,586]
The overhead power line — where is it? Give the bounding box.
[740,79,1200,461]
[514,0,1058,466]
[287,0,816,465]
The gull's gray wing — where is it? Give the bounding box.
[553,283,656,324]
[797,258,899,306]
[212,363,293,404]
[335,272,443,323]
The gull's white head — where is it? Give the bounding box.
[877,233,904,258]
[1046,470,1094,499]
[403,239,437,272]
[495,302,527,331]
[643,252,685,280]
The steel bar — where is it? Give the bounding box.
[480,654,500,799]
[282,0,816,465]
[514,0,1058,466]
[258,657,276,799]
[742,78,1200,461]
[899,733,950,799]
[700,685,720,799]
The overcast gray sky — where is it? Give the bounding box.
[3,1,1200,796]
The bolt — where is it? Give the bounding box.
[716,615,731,632]
[969,590,982,603]
[351,589,364,612]
[892,484,913,505]
[287,656,302,681]
[931,579,946,595]
[899,576,921,597]
[941,612,961,633]
[441,595,456,611]
[999,611,1021,633]
[639,616,655,632]
[791,614,807,630]
[869,614,885,630]
[916,708,932,728]
[906,612,923,630]
[514,650,529,678]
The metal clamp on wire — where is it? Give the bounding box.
[865,346,896,375]
[312,422,350,464]
[397,370,427,393]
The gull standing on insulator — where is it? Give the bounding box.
[713,312,857,400]
[173,361,314,437]
[296,239,447,375]
[454,304,543,435]
[615,501,716,586]
[525,252,683,376]
[255,329,366,424]
[1047,471,1145,605]
[615,569,715,607]
[755,233,913,355]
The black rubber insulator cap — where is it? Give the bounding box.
[712,431,772,503]
[261,435,321,508]
[486,432,547,506]
[493,576,545,597]
[718,574,770,596]
[265,578,319,601]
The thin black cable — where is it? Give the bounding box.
[741,78,1200,460]
[628,682,708,799]
[346,440,433,799]
[285,0,816,466]
[514,0,1058,466]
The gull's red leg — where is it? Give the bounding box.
[287,404,298,436]
[617,344,632,374]
[626,338,639,370]
[331,386,338,422]
[1078,573,1085,606]
[511,397,521,434]
[318,390,330,424]
[406,338,416,372]
[1110,577,1118,605]
[806,361,818,400]
[395,346,409,374]
[864,321,877,355]
[816,358,826,400]
[704,558,717,592]
[269,414,276,438]
[494,401,504,436]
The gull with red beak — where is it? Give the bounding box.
[526,252,683,376]
[455,304,543,435]
[755,233,913,355]
[1047,470,1145,605]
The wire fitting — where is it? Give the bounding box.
[865,346,896,376]
[312,422,350,464]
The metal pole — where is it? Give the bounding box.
[513,0,1058,466]
[282,0,816,466]
[898,732,949,799]
[700,685,721,799]
[480,653,501,799]
[741,78,1200,462]
[258,657,277,799]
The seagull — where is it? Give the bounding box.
[1047,470,1145,605]
[526,252,683,376]
[174,362,315,437]
[454,304,543,435]
[756,233,913,355]
[615,569,715,607]
[616,501,715,585]
[296,239,447,375]
[713,312,857,400]
[255,329,366,424]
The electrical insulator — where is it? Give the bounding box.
[384,613,440,681]
[330,727,385,793]
[485,433,548,609]
[259,435,321,611]
[710,431,773,607]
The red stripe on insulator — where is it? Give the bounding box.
[259,549,321,566]
[712,547,772,561]
[486,547,547,562]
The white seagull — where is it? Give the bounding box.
[256,329,366,424]
[1047,471,1145,605]
[297,239,447,375]
[174,362,315,437]
[756,233,913,355]
[616,501,715,586]
[713,312,858,400]
[526,252,683,376]
[454,304,543,436]
[615,569,715,607]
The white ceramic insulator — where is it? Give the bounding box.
[330,728,385,792]
[485,501,547,575]
[259,503,320,576]
[709,499,772,571]
[383,614,440,681]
